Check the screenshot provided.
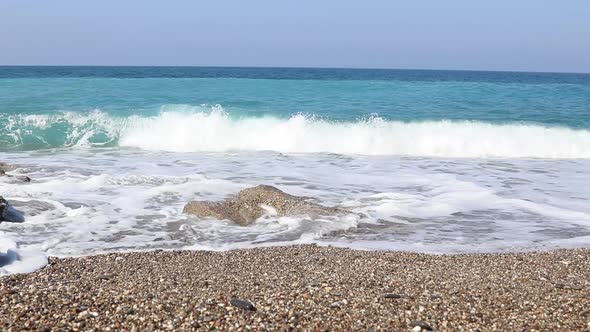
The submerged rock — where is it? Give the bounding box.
[0,162,31,183]
[0,170,31,183]
[0,196,25,223]
[0,162,17,172]
[183,185,347,225]
[0,249,20,268]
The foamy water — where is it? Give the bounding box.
[2,149,590,274]
[3,108,590,158]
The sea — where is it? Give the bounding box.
[1,66,590,274]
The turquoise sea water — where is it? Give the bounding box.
[1,67,590,273]
[1,66,590,152]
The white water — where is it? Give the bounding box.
[4,107,590,158]
[1,149,590,274]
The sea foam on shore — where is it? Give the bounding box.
[2,148,590,276]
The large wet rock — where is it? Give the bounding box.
[0,196,25,223]
[183,185,347,225]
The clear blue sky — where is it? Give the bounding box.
[1,0,589,72]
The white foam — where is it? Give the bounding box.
[1,149,590,275]
[119,108,590,158]
[4,106,590,158]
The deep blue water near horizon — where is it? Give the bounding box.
[3,65,590,80]
[1,66,590,274]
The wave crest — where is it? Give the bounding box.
[2,106,590,158]
[0,110,121,149]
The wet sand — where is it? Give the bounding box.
[1,245,589,331]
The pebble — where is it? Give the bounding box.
[411,320,433,331]
[1,245,589,331]
[96,273,116,280]
[230,298,256,311]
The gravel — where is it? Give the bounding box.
[1,245,590,331]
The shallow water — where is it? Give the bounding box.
[2,148,590,274]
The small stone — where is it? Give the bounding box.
[230,298,256,311]
[411,321,433,331]
[384,293,403,299]
[96,273,116,280]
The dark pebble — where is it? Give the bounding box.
[411,320,433,331]
[230,298,256,311]
[96,273,116,280]
[383,293,403,299]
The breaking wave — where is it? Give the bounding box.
[2,105,590,158]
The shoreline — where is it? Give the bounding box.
[2,245,589,331]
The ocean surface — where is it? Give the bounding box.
[1,66,590,274]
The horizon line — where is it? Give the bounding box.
[0,64,589,75]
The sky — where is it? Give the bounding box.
[0,0,589,73]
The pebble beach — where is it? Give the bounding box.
[1,245,589,331]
